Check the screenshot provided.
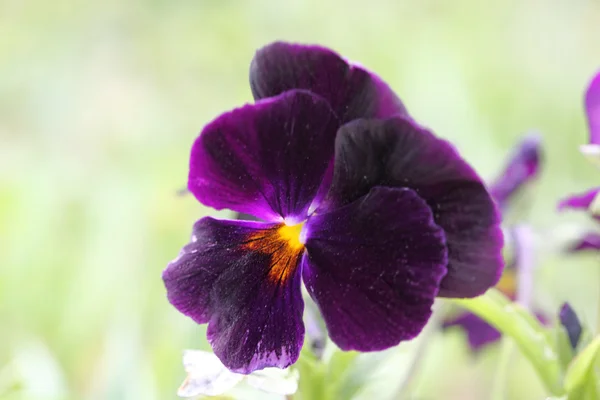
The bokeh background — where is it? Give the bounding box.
[2,0,600,399]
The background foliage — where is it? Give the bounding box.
[1,0,600,399]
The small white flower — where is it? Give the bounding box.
[178,350,298,398]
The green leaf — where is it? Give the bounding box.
[324,349,360,400]
[294,348,326,400]
[450,289,565,396]
[563,336,600,396]
[553,322,576,369]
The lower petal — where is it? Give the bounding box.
[303,187,448,351]
[162,218,305,373]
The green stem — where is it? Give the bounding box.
[596,270,600,335]
[391,304,446,399]
[490,339,514,400]
[451,289,565,396]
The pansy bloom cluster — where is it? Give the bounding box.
[162,42,504,374]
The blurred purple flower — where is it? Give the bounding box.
[585,71,600,146]
[489,133,542,211]
[558,187,600,212]
[162,42,504,373]
[558,71,600,252]
[558,187,600,252]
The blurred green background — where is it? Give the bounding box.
[1,0,600,399]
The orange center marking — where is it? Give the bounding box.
[243,222,305,284]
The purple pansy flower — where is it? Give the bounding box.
[443,135,544,351]
[558,71,600,252]
[558,187,600,252]
[163,42,504,373]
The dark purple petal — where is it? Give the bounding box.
[566,232,600,252]
[489,134,542,210]
[162,217,305,373]
[302,186,448,351]
[250,42,407,124]
[188,90,339,222]
[558,187,600,211]
[586,71,600,145]
[559,303,582,350]
[322,118,504,298]
[442,313,501,351]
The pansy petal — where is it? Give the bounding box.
[586,71,600,145]
[322,118,503,298]
[559,303,582,350]
[558,187,600,211]
[163,218,305,373]
[442,313,501,351]
[302,186,448,351]
[250,42,407,124]
[189,90,339,222]
[489,133,542,210]
[566,232,600,252]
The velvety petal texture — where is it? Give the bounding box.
[558,187,600,212]
[302,187,448,351]
[250,42,407,124]
[322,118,503,298]
[559,303,582,350]
[163,218,305,373]
[489,134,542,210]
[188,90,339,222]
[586,71,600,145]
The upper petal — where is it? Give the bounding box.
[489,133,542,210]
[162,217,305,373]
[250,42,407,124]
[321,117,504,298]
[302,186,448,351]
[585,71,600,145]
[188,90,339,222]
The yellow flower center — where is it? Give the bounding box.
[243,222,305,284]
[278,222,304,251]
